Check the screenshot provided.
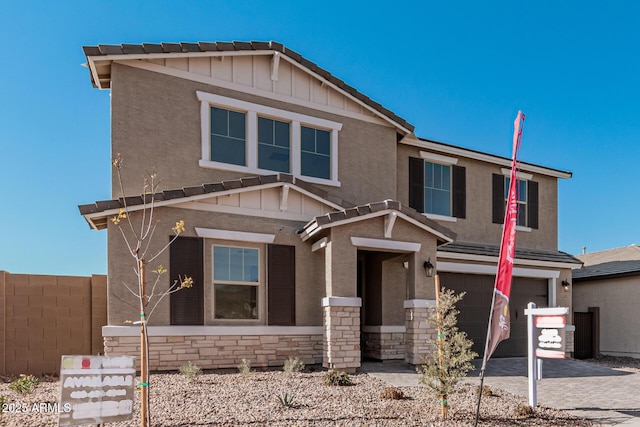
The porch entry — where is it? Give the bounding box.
[357,250,408,361]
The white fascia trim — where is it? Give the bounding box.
[400,138,572,179]
[437,250,581,270]
[103,325,323,337]
[501,168,533,180]
[437,261,561,279]
[362,325,406,333]
[420,151,458,165]
[321,296,362,307]
[350,236,421,253]
[195,227,275,243]
[403,299,436,308]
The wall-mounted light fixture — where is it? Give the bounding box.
[562,280,571,292]
[423,258,434,277]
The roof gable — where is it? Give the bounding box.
[79,174,351,230]
[83,40,413,133]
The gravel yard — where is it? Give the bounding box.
[1,362,608,427]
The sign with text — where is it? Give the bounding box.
[535,314,566,359]
[58,355,135,426]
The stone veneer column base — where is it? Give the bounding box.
[322,297,362,373]
[404,299,437,365]
[362,326,406,360]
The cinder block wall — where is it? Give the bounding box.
[0,271,107,375]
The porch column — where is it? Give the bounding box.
[403,299,437,365]
[321,297,362,373]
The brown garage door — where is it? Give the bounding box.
[439,273,548,357]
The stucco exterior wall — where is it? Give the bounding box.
[396,143,559,250]
[107,205,324,327]
[110,63,397,207]
[573,276,640,358]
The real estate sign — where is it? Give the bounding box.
[535,314,567,359]
[58,355,135,426]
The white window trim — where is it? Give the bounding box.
[197,91,342,187]
[424,213,458,223]
[501,168,533,180]
[420,151,458,165]
[422,159,453,217]
[212,244,261,322]
[195,227,275,243]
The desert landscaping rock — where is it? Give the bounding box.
[1,369,595,426]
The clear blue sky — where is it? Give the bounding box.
[1,1,638,276]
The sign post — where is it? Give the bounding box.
[524,304,569,407]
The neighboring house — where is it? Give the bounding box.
[78,41,581,372]
[573,245,640,359]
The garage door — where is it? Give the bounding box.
[439,273,548,357]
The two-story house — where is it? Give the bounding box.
[79,41,581,372]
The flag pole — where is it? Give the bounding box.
[473,110,525,427]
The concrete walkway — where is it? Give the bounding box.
[361,358,640,426]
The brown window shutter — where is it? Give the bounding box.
[170,236,204,325]
[452,165,466,218]
[268,244,295,326]
[528,180,539,229]
[409,157,424,212]
[492,173,505,224]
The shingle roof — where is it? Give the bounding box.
[83,40,414,133]
[301,199,456,243]
[78,173,354,229]
[573,245,640,281]
[437,241,582,265]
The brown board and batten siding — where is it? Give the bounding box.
[170,236,204,325]
[267,244,296,326]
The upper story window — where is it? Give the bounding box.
[258,117,290,173]
[505,177,528,227]
[492,172,538,229]
[211,107,246,166]
[409,153,465,221]
[197,91,342,187]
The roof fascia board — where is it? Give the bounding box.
[82,181,344,223]
[437,250,582,270]
[400,137,572,179]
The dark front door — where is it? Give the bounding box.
[574,311,594,359]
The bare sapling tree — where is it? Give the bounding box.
[110,153,194,427]
[418,282,477,420]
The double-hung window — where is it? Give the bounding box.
[212,246,259,320]
[492,172,539,229]
[197,91,342,186]
[409,153,466,220]
[505,177,528,227]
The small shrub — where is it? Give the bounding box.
[476,385,494,397]
[0,395,6,419]
[515,404,535,417]
[323,370,352,386]
[9,374,40,394]
[283,357,305,374]
[179,361,202,382]
[276,391,296,408]
[379,386,405,400]
[238,358,252,375]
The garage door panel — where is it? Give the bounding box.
[440,272,547,358]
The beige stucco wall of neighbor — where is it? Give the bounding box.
[573,277,640,358]
[396,144,559,251]
[109,63,398,207]
[107,205,324,327]
[0,271,107,375]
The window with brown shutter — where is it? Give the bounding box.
[267,244,295,326]
[409,157,465,218]
[452,165,466,219]
[170,236,204,325]
[408,157,424,213]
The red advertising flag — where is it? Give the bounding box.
[481,111,525,369]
